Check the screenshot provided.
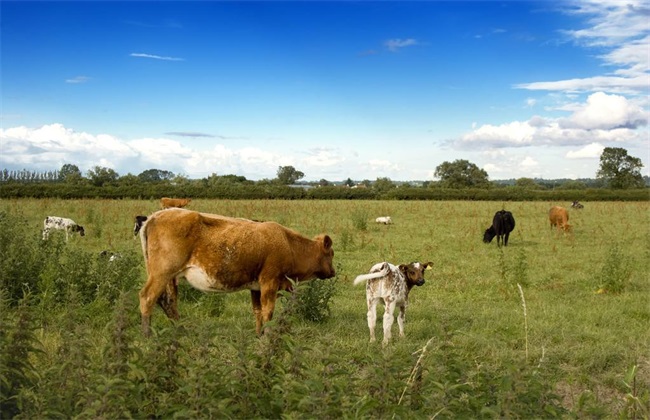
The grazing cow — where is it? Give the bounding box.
[42,216,85,241]
[375,216,392,225]
[483,210,516,247]
[160,197,191,209]
[353,261,432,345]
[549,206,572,233]
[571,201,584,209]
[134,215,148,236]
[138,208,336,336]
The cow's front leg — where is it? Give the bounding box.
[250,290,263,335]
[259,285,278,334]
[382,299,397,345]
[397,304,407,338]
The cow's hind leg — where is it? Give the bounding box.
[382,298,397,345]
[157,279,180,320]
[139,274,175,336]
[250,290,263,335]
[397,305,406,338]
[367,298,378,343]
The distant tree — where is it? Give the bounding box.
[87,166,119,187]
[597,147,644,189]
[360,179,372,188]
[276,166,305,185]
[118,173,139,186]
[318,179,331,187]
[373,177,396,192]
[138,168,175,183]
[59,163,83,183]
[515,177,542,189]
[344,178,355,187]
[557,180,587,190]
[434,159,489,188]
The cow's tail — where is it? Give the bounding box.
[139,217,150,264]
[353,264,390,286]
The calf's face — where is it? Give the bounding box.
[314,235,336,279]
[399,262,433,287]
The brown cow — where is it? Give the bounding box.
[160,197,191,209]
[549,206,572,233]
[138,208,336,336]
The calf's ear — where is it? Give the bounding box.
[424,261,433,270]
[398,264,409,273]
[322,235,333,250]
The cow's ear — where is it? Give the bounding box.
[398,264,408,273]
[425,261,433,269]
[322,235,333,250]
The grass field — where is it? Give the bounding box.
[1,198,648,418]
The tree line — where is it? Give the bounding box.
[1,147,647,200]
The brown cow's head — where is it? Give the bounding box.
[399,261,433,288]
[314,234,336,279]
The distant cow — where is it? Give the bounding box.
[134,215,148,236]
[42,216,85,241]
[353,261,432,345]
[483,210,516,247]
[549,206,571,233]
[160,197,191,209]
[571,201,584,209]
[375,216,392,225]
[99,250,121,262]
[138,208,336,336]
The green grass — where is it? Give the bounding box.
[1,198,648,417]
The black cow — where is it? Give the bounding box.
[134,215,148,236]
[571,201,584,209]
[483,210,516,247]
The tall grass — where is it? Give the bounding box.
[0,199,648,417]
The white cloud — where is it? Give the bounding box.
[566,142,605,159]
[0,123,351,180]
[384,38,419,52]
[515,1,650,95]
[520,156,538,168]
[130,53,185,61]
[560,92,647,129]
[456,92,647,149]
[65,76,91,84]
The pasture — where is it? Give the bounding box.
[1,198,648,418]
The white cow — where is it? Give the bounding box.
[375,216,392,225]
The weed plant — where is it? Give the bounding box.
[0,199,648,418]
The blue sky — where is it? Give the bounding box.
[1,1,648,182]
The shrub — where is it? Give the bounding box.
[596,244,632,294]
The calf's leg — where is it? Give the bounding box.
[367,297,378,342]
[382,299,397,345]
[397,305,406,338]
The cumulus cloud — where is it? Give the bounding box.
[0,123,340,180]
[566,142,605,159]
[559,92,647,129]
[456,92,647,149]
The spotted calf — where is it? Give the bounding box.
[42,216,85,241]
[353,261,432,345]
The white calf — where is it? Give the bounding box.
[42,216,85,241]
[375,216,392,225]
[353,261,432,344]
